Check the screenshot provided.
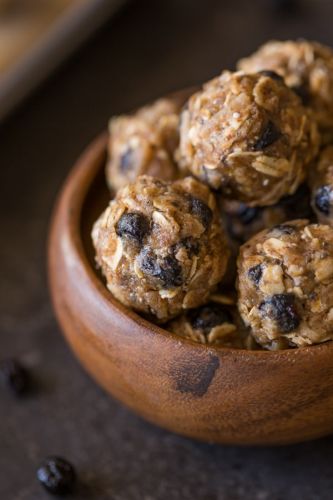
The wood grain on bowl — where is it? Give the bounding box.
[48,98,333,446]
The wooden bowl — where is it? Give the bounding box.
[48,133,333,446]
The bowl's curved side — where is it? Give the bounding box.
[48,133,333,446]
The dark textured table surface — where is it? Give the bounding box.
[2,1,333,498]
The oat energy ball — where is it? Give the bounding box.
[92,175,230,322]
[238,220,333,349]
[310,146,333,226]
[222,183,312,244]
[238,40,333,141]
[106,97,182,192]
[179,71,319,206]
[167,302,256,349]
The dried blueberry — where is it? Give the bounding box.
[188,304,233,335]
[252,120,281,151]
[0,358,29,396]
[314,185,332,216]
[259,293,300,333]
[173,237,200,257]
[271,223,295,235]
[237,205,260,225]
[188,196,213,229]
[37,456,76,495]
[259,70,284,82]
[291,83,310,105]
[119,147,134,172]
[116,212,150,244]
[248,264,263,286]
[140,251,183,288]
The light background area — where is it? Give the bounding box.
[0,0,125,121]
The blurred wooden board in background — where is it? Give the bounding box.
[0,0,125,121]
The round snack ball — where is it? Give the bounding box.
[106,97,182,192]
[178,71,319,206]
[167,301,258,349]
[310,145,333,226]
[222,183,313,244]
[92,175,230,322]
[237,220,333,349]
[238,39,333,142]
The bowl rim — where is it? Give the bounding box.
[56,130,333,359]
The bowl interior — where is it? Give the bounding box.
[80,158,110,272]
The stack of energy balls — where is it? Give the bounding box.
[92,39,333,351]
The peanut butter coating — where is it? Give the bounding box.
[237,220,333,349]
[238,40,333,142]
[106,97,182,192]
[178,71,319,206]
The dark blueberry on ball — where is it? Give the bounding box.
[140,250,183,288]
[158,255,183,287]
[314,185,332,216]
[116,212,150,244]
[174,237,200,257]
[188,303,233,335]
[188,196,213,229]
[248,264,263,286]
[271,223,295,235]
[0,358,29,396]
[252,120,281,151]
[237,204,260,225]
[260,293,300,333]
[259,70,284,82]
[119,147,134,172]
[37,456,76,495]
